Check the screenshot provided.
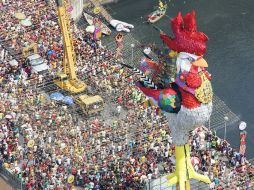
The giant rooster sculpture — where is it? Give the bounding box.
[136,11,213,190]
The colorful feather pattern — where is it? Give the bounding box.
[136,82,181,113]
[139,58,161,79]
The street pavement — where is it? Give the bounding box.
[0,177,14,190]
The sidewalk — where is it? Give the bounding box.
[0,177,14,190]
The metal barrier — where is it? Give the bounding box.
[248,157,254,164]
[144,175,209,190]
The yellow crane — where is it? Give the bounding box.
[53,0,86,93]
[53,0,104,115]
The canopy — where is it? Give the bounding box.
[3,163,9,169]
[14,12,26,20]
[5,114,12,119]
[143,47,151,55]
[63,96,74,105]
[50,92,64,101]
[67,6,73,13]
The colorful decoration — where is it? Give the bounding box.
[136,11,213,190]
[239,130,247,155]
[139,57,161,78]
[93,27,102,40]
[194,72,213,104]
[239,121,247,156]
[137,83,181,113]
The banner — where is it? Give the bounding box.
[239,130,247,155]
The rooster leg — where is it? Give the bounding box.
[185,181,191,190]
[179,177,186,190]
[176,181,190,190]
[185,144,211,184]
[189,171,211,184]
[166,173,178,185]
[166,145,189,190]
[166,144,210,190]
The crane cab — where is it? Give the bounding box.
[53,73,87,93]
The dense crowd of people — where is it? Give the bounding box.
[190,128,254,189]
[0,0,253,190]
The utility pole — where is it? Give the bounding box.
[223,116,229,141]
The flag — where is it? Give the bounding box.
[94,28,102,40]
[239,130,247,155]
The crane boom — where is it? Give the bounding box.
[54,0,86,93]
[56,0,76,79]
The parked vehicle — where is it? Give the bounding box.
[25,53,49,74]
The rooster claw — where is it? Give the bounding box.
[166,144,211,190]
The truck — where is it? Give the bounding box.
[75,95,104,115]
[25,53,49,74]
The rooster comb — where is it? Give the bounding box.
[161,10,208,56]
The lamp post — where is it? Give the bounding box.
[223,116,229,141]
[19,171,23,190]
[131,43,135,63]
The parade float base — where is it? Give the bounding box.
[147,176,209,190]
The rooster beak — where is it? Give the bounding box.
[192,57,208,67]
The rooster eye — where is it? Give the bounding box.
[187,57,194,62]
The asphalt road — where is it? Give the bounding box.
[106,0,254,158]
